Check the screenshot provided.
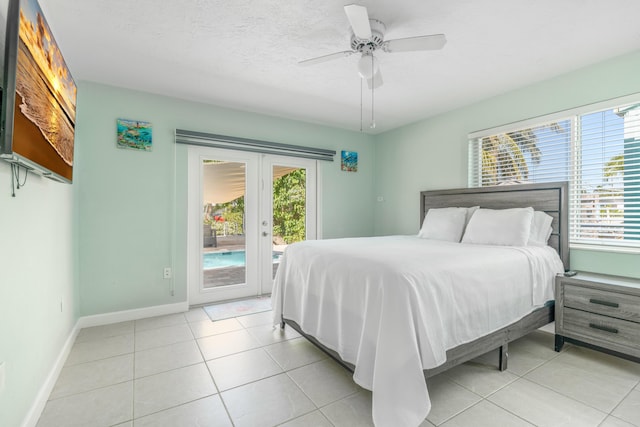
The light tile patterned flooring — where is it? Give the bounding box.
[36,308,640,426]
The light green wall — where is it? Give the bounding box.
[75,81,375,316]
[373,50,640,278]
[0,164,77,427]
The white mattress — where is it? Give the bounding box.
[272,236,564,427]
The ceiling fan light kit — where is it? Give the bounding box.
[357,54,378,79]
[299,4,447,130]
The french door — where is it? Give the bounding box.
[187,146,318,306]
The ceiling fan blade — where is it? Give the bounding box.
[298,50,355,66]
[367,69,383,89]
[344,4,372,40]
[382,34,446,53]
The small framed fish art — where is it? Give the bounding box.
[117,118,152,151]
[341,150,358,172]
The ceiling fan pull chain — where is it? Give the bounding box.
[360,78,363,132]
[370,54,376,129]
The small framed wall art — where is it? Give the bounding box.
[117,118,152,151]
[341,150,358,172]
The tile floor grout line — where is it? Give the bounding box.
[45,378,134,403]
[131,327,137,423]
[133,315,189,333]
[432,398,483,426]
[135,338,196,354]
[440,364,520,399]
[283,369,321,411]
[132,392,219,423]
[61,345,135,368]
[209,390,233,427]
[515,376,610,419]
[429,385,483,426]
[194,325,236,426]
[522,354,640,417]
[606,386,639,419]
[215,370,284,394]
[131,313,195,424]
[274,408,334,427]
[315,388,363,411]
[133,357,204,380]
[50,347,134,401]
[71,331,135,346]
[480,396,538,427]
[133,336,200,357]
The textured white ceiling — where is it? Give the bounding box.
[40,0,640,133]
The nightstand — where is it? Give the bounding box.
[555,272,640,361]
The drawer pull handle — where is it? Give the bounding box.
[589,298,619,308]
[588,323,619,334]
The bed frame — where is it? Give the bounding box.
[281,181,569,377]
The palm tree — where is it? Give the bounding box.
[481,123,566,185]
[481,134,529,185]
[594,154,625,227]
[604,154,624,182]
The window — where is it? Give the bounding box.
[469,102,640,249]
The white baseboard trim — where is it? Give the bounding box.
[21,320,81,427]
[77,301,189,329]
[22,300,189,427]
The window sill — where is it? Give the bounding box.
[570,243,640,255]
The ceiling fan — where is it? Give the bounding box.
[299,4,447,89]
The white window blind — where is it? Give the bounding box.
[469,102,640,249]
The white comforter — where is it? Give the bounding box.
[272,236,564,427]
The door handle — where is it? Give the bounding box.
[262,231,269,237]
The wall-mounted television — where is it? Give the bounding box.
[0,0,76,183]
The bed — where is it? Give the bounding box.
[272,182,569,426]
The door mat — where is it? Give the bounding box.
[203,296,272,322]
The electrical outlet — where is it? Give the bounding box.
[163,267,172,279]
[0,361,6,392]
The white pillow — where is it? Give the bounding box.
[464,206,479,228]
[461,207,534,246]
[418,207,468,242]
[528,211,553,246]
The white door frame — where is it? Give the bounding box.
[187,146,259,305]
[259,154,318,295]
[187,146,320,306]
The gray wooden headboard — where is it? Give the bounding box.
[420,182,569,269]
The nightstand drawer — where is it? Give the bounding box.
[564,284,640,321]
[563,307,640,355]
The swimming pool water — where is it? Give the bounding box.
[203,250,282,269]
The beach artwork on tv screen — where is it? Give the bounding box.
[13,0,77,181]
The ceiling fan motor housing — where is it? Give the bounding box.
[350,19,386,53]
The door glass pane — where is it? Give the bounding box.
[271,166,306,279]
[202,160,246,288]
